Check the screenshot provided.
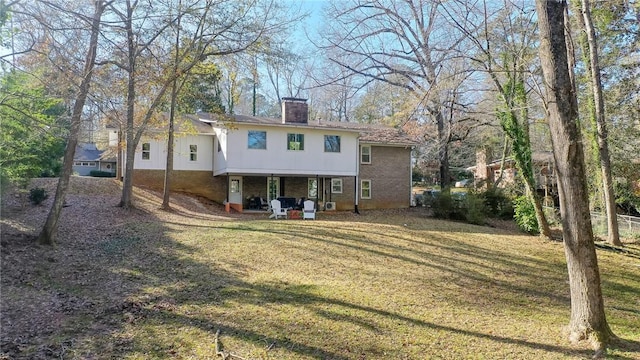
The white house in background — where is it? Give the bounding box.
[125,98,416,212]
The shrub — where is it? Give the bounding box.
[29,187,49,205]
[464,192,486,225]
[89,170,116,178]
[514,196,538,234]
[431,191,485,225]
[480,186,514,219]
[432,191,457,220]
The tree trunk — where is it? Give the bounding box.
[162,4,182,211]
[436,110,450,190]
[579,0,621,246]
[38,1,105,245]
[161,88,176,210]
[536,0,613,354]
[119,0,137,210]
[523,177,552,238]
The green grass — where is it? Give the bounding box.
[6,210,640,359]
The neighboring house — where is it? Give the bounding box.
[125,98,416,212]
[73,143,116,176]
[467,150,558,203]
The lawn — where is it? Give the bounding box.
[1,178,639,359]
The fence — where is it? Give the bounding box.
[590,212,640,239]
[543,207,640,240]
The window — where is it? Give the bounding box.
[230,179,240,193]
[361,180,371,199]
[75,161,96,166]
[331,178,342,194]
[142,142,150,160]
[308,178,318,198]
[287,133,304,150]
[189,145,197,161]
[324,135,341,152]
[361,145,371,164]
[248,130,267,149]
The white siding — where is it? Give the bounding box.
[213,128,228,174]
[174,135,213,171]
[214,124,358,176]
[134,134,214,171]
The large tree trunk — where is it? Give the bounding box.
[536,0,614,354]
[579,0,621,246]
[38,1,105,245]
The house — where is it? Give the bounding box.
[467,150,557,203]
[73,143,116,176]
[124,98,416,212]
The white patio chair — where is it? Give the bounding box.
[303,199,316,220]
[269,199,287,219]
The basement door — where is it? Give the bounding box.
[229,176,243,205]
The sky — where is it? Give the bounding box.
[286,0,326,44]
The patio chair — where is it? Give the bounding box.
[303,199,316,220]
[269,199,287,219]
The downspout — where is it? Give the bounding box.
[354,137,360,214]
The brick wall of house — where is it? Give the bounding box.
[320,177,356,211]
[358,146,412,209]
[132,170,226,203]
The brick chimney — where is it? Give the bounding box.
[281,98,308,124]
[476,149,489,185]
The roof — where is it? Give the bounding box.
[74,143,103,162]
[467,151,554,171]
[198,113,418,147]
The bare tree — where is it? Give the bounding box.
[536,0,613,354]
[104,0,288,209]
[32,0,108,245]
[444,0,552,238]
[319,0,474,188]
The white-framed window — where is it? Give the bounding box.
[189,144,197,161]
[142,142,151,160]
[308,178,318,198]
[287,133,304,150]
[331,178,343,194]
[324,135,341,152]
[248,130,267,149]
[361,145,371,164]
[361,180,371,199]
[74,161,96,167]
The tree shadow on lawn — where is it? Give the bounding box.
[254,222,573,306]
[3,206,638,359]
[56,225,583,358]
